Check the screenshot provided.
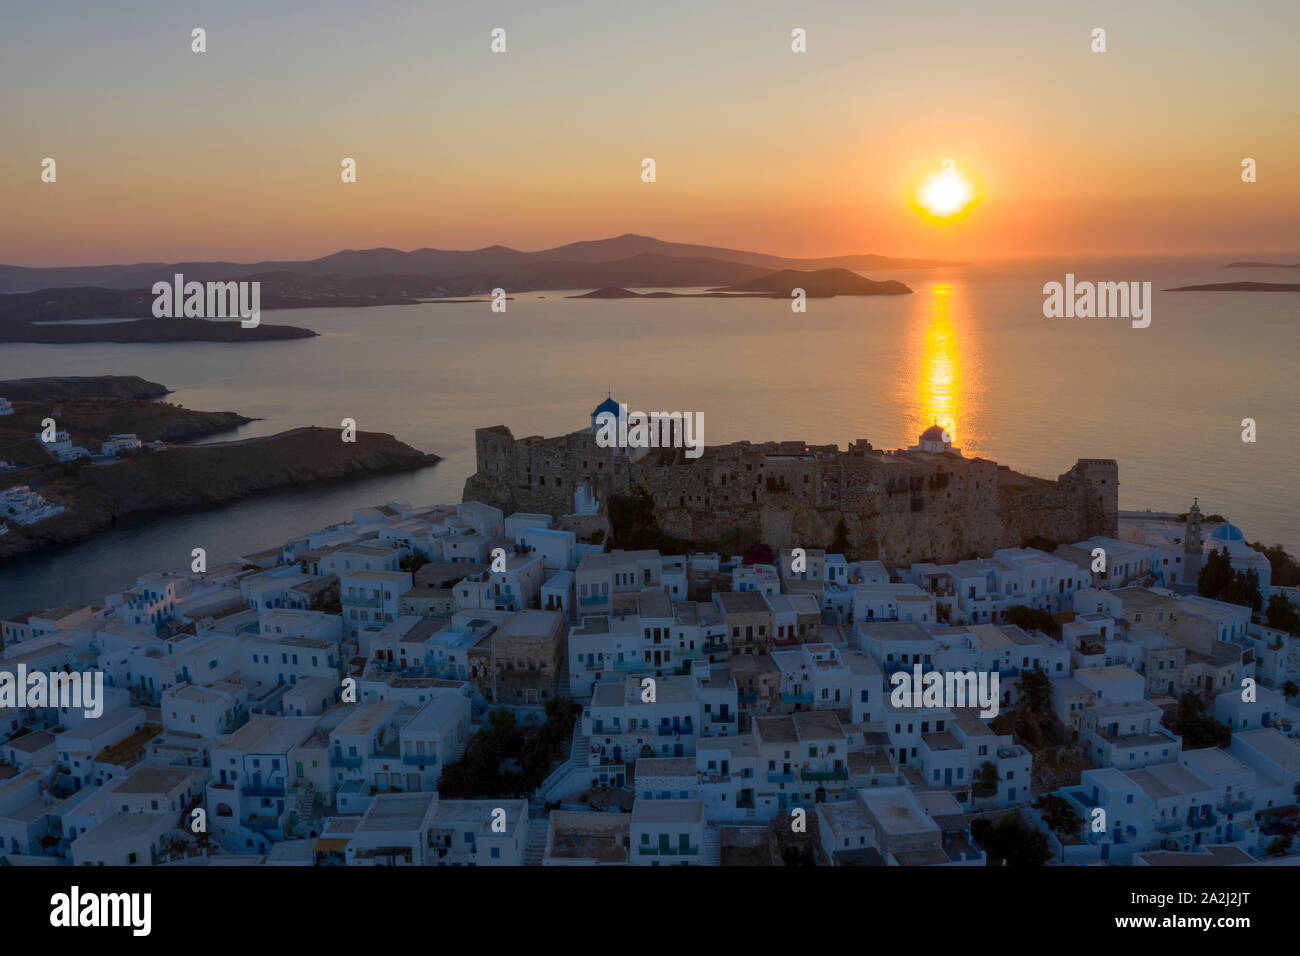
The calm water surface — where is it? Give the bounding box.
[1,255,1295,616]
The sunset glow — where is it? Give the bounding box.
[915,162,979,224]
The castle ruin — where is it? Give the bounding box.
[463,406,1118,566]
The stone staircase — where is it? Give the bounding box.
[537,720,590,802]
[293,784,314,818]
[572,728,590,770]
[523,817,549,866]
[703,825,721,866]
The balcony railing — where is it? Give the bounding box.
[767,771,795,783]
[403,753,437,766]
[1216,798,1253,815]
[330,754,363,768]
[241,784,286,798]
[781,692,813,704]
[579,596,607,606]
[1188,812,1218,829]
[657,725,694,736]
[800,767,848,782]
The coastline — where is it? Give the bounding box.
[0,427,439,562]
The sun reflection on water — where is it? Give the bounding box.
[910,282,979,454]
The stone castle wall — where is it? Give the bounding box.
[463,425,1118,565]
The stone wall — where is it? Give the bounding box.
[463,426,1118,567]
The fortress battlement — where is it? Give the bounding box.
[464,408,1117,565]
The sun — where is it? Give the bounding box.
[920,173,971,217]
[913,159,979,223]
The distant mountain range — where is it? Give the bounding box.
[0,234,954,294]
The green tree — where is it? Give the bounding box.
[1004,605,1058,638]
[608,492,691,553]
[399,553,429,574]
[1282,680,1299,701]
[827,518,850,558]
[1198,548,1261,611]
[973,761,999,798]
[971,813,1051,866]
[1197,547,1234,601]
[1034,794,1083,841]
[1174,693,1231,749]
[1266,835,1292,857]
[1265,594,1300,635]
[1017,667,1053,720]
[1248,541,1300,588]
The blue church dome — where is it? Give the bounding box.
[592,395,620,419]
[1210,522,1243,543]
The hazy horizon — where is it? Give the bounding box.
[5,0,1299,266]
[3,235,1299,272]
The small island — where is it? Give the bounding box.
[567,287,772,300]
[709,267,912,297]
[568,267,913,300]
[1165,282,1300,292]
[0,377,439,560]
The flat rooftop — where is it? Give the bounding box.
[358,792,436,833]
[861,788,938,837]
[631,798,704,824]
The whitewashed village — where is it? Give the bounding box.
[2,414,1299,868]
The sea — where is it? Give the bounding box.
[0,254,1295,617]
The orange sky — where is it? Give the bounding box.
[3,0,1298,265]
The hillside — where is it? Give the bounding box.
[709,268,913,297]
[0,427,439,560]
[0,233,955,293]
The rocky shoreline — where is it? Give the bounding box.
[0,426,439,561]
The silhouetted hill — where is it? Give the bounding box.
[0,234,954,293]
[1166,282,1300,292]
[710,268,913,297]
